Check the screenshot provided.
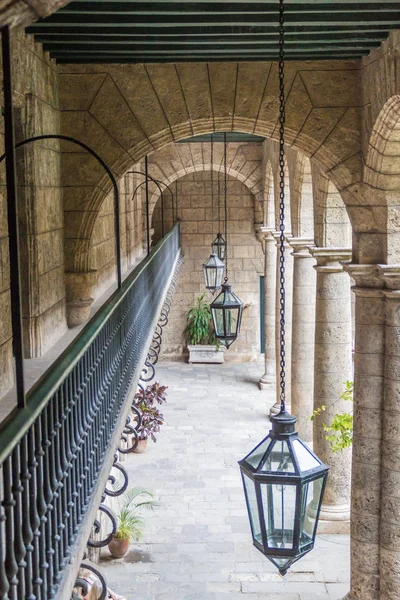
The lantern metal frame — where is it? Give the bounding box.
[203,251,225,294]
[239,412,329,574]
[212,231,227,262]
[210,281,243,348]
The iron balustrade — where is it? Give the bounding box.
[0,224,180,600]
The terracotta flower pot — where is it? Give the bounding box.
[133,439,148,454]
[108,536,130,558]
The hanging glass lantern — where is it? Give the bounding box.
[203,251,224,294]
[239,412,328,575]
[210,280,243,348]
[238,0,329,577]
[212,232,227,262]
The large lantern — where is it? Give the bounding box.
[212,232,227,262]
[239,411,328,575]
[210,280,243,348]
[203,251,224,294]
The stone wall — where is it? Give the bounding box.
[155,171,263,361]
[89,169,145,300]
[0,30,62,395]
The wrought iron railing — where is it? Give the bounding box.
[0,223,180,600]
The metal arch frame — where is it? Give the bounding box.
[127,168,176,252]
[0,133,122,289]
[0,24,122,411]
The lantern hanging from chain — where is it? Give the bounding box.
[212,142,227,261]
[210,133,243,348]
[238,0,329,576]
[203,133,225,293]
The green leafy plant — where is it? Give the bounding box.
[310,381,353,452]
[184,292,216,345]
[114,487,156,541]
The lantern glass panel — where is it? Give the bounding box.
[225,306,239,337]
[212,307,224,336]
[260,440,296,474]
[299,476,324,549]
[261,482,297,549]
[243,473,262,545]
[292,439,320,472]
[245,437,272,469]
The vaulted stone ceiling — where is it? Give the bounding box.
[25,0,399,63]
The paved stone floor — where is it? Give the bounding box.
[100,361,350,600]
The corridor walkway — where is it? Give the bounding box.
[101,362,350,600]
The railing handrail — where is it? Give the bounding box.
[0,223,180,463]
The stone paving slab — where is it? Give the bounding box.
[100,362,350,599]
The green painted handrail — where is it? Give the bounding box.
[0,223,180,464]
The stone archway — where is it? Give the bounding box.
[59,61,363,275]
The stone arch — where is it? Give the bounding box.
[311,163,351,248]
[364,95,400,262]
[146,140,264,215]
[263,160,275,226]
[290,153,314,239]
[59,61,363,272]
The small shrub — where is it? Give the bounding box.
[310,381,353,452]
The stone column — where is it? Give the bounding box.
[65,270,98,327]
[311,247,352,532]
[256,226,277,389]
[290,238,316,444]
[270,232,294,416]
[342,265,384,600]
[378,266,400,600]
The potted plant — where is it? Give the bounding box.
[184,292,224,364]
[108,487,156,558]
[133,382,167,453]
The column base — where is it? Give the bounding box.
[317,502,350,534]
[259,373,275,390]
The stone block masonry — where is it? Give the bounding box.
[152,171,263,362]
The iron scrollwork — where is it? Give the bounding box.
[73,561,108,600]
[104,454,129,498]
[87,504,117,549]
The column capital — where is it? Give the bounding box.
[378,264,400,290]
[254,225,276,244]
[342,263,383,290]
[288,237,315,258]
[272,230,292,248]
[309,247,352,272]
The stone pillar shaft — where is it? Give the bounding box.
[343,265,385,600]
[290,238,316,444]
[379,267,400,600]
[311,247,352,532]
[257,227,276,389]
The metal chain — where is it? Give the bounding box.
[217,165,221,233]
[211,134,214,243]
[224,132,228,280]
[278,0,286,412]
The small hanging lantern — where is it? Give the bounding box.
[203,133,225,293]
[239,0,328,576]
[210,132,243,348]
[239,412,328,575]
[212,232,227,262]
[210,280,243,348]
[203,252,225,294]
